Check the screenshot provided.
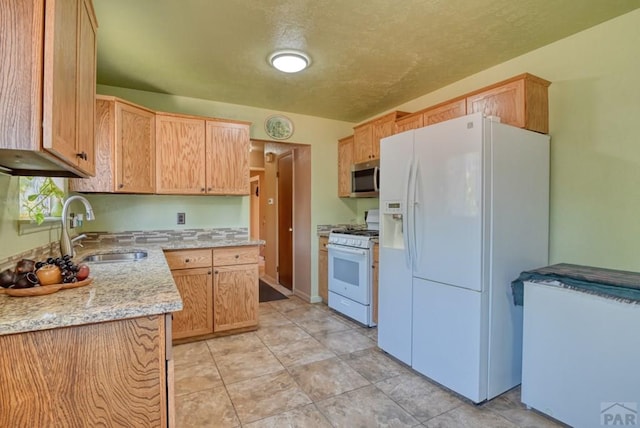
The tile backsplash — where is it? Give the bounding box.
[0,228,249,271]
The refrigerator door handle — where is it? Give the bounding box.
[411,160,420,263]
[403,160,413,268]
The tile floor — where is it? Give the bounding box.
[174,295,565,427]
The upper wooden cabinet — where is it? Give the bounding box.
[395,114,424,134]
[156,113,207,194]
[466,74,550,133]
[423,98,467,126]
[0,0,98,177]
[155,113,251,195]
[70,96,156,193]
[353,111,408,163]
[205,120,251,195]
[337,136,354,197]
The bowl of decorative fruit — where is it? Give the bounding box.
[0,256,91,297]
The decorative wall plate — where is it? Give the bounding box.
[264,115,294,140]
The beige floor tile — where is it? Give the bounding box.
[376,372,464,422]
[227,370,312,424]
[255,323,312,347]
[294,315,352,335]
[317,384,419,427]
[481,387,566,427]
[173,341,214,368]
[423,403,518,428]
[175,387,239,428]
[243,403,333,428]
[268,296,308,313]
[268,336,336,368]
[282,306,329,322]
[289,357,370,401]
[206,332,265,357]
[259,302,276,315]
[215,346,284,384]
[258,311,294,328]
[174,360,223,396]
[341,347,408,383]
[313,329,376,355]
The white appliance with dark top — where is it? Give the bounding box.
[327,210,379,326]
[378,113,549,403]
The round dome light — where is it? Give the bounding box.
[269,50,310,73]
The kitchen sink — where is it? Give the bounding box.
[82,251,148,263]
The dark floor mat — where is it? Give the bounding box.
[259,279,288,302]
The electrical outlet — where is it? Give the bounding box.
[177,212,185,225]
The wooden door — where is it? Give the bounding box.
[117,102,156,193]
[250,175,260,240]
[155,114,206,194]
[75,0,97,175]
[337,136,353,197]
[42,0,79,165]
[171,268,214,339]
[205,120,250,195]
[277,151,294,290]
[213,264,259,332]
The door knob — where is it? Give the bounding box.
[289,228,293,232]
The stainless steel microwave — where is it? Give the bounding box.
[351,159,379,197]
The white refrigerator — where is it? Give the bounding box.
[378,112,549,403]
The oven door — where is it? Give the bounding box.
[327,243,371,304]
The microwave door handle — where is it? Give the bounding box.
[373,166,380,192]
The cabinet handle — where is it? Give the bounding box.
[118,184,124,189]
[201,188,206,192]
[214,270,218,274]
[234,254,239,259]
[207,187,212,191]
[208,271,212,275]
[76,152,88,161]
[185,258,190,263]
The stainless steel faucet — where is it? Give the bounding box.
[60,195,95,258]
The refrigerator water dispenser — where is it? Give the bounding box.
[382,201,404,249]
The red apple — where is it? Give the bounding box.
[76,264,90,281]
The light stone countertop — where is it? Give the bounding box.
[0,238,263,336]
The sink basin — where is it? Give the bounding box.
[82,251,148,263]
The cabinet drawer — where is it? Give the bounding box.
[164,249,212,270]
[213,246,259,266]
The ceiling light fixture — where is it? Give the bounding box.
[269,50,310,73]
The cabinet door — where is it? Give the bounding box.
[466,79,525,129]
[353,124,373,163]
[371,114,397,160]
[213,264,259,332]
[42,0,79,165]
[171,267,214,340]
[75,0,97,175]
[395,115,423,133]
[423,98,466,126]
[337,136,353,197]
[117,102,156,193]
[318,237,328,302]
[156,114,206,194]
[205,121,250,195]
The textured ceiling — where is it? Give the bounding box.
[94,0,639,123]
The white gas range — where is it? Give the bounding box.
[326,210,379,327]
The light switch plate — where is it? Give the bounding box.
[177,212,185,224]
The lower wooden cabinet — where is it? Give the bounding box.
[165,245,259,342]
[0,315,173,427]
[171,267,214,339]
[213,264,259,332]
[318,236,329,302]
